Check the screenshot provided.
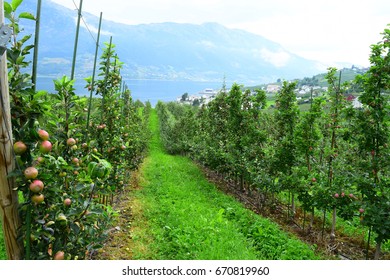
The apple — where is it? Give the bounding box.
[38,129,49,141]
[39,140,52,154]
[37,156,44,164]
[56,213,67,223]
[311,177,316,183]
[81,143,88,149]
[66,138,76,146]
[59,171,67,177]
[120,145,126,150]
[334,193,339,198]
[72,157,79,165]
[24,167,38,179]
[349,193,354,198]
[63,198,72,207]
[359,208,365,213]
[53,251,65,260]
[13,141,27,155]
[29,180,44,193]
[341,192,345,197]
[31,193,44,204]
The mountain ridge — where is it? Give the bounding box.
[18,0,325,84]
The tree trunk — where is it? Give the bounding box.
[309,208,314,232]
[291,193,295,219]
[0,1,23,258]
[374,240,382,260]
[330,207,336,241]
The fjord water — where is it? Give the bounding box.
[36,76,224,106]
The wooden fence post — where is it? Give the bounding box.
[0,0,23,260]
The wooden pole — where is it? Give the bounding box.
[0,1,23,259]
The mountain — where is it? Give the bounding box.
[18,0,324,84]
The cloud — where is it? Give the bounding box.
[73,17,113,36]
[41,57,71,65]
[198,40,216,49]
[255,48,291,68]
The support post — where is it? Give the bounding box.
[0,1,23,260]
[86,12,103,132]
[31,0,42,91]
[70,0,83,80]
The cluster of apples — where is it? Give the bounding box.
[14,129,53,204]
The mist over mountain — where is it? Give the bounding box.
[19,0,324,84]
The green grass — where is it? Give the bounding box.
[131,109,320,260]
[0,220,6,260]
[0,192,24,260]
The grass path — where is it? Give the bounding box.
[126,110,320,260]
[0,220,5,260]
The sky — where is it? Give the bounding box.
[50,0,390,68]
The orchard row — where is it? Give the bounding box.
[156,28,390,259]
[2,1,150,259]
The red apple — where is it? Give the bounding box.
[311,177,316,183]
[13,141,27,155]
[38,129,49,141]
[53,251,65,260]
[29,180,44,193]
[359,208,365,213]
[63,198,72,207]
[72,157,79,165]
[24,167,38,179]
[66,138,76,146]
[334,193,339,198]
[39,140,52,154]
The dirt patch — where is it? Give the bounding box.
[92,171,140,260]
[198,164,389,260]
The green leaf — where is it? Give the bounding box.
[34,90,47,99]
[19,12,35,20]
[11,0,22,11]
[4,2,12,14]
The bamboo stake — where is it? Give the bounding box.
[86,12,103,133]
[70,0,83,80]
[31,0,41,91]
[0,1,23,259]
